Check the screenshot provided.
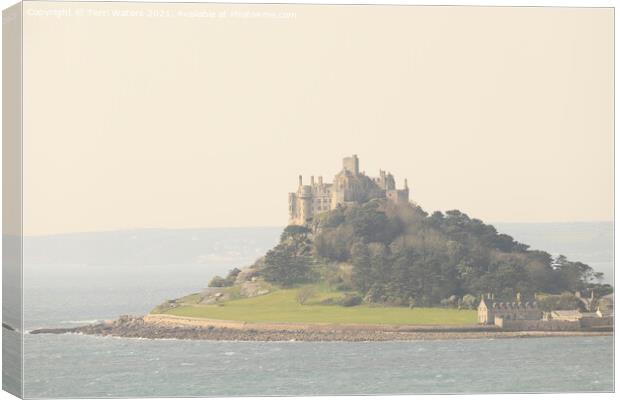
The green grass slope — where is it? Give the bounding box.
[161,287,476,325]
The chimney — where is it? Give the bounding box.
[298,175,303,187]
[311,176,315,185]
[318,176,323,185]
[404,179,409,189]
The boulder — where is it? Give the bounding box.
[240,281,269,298]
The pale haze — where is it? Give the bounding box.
[23,3,613,235]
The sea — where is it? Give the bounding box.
[7,223,615,397]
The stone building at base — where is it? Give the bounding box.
[288,155,409,226]
[478,293,614,331]
[477,294,541,325]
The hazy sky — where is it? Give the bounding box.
[23,3,613,235]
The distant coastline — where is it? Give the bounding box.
[29,315,612,342]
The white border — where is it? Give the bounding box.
[0,1,616,400]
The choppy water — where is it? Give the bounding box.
[14,224,616,397]
[18,263,615,397]
[23,334,614,397]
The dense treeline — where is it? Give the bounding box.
[260,199,611,306]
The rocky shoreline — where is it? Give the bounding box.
[29,315,613,342]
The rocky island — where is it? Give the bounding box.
[32,155,613,341]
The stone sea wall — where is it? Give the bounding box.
[494,316,613,331]
[496,318,580,331]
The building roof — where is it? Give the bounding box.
[478,296,539,311]
[549,310,583,320]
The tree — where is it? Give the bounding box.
[553,255,598,292]
[262,244,312,287]
[263,199,609,306]
[208,275,227,288]
[340,294,363,307]
[281,225,311,243]
[224,268,242,286]
[536,292,580,312]
[209,268,242,287]
[428,211,444,227]
[351,242,372,292]
[296,286,317,305]
[461,294,477,309]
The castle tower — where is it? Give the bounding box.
[342,155,359,175]
[297,184,313,225]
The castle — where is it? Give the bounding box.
[288,155,410,226]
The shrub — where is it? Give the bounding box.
[340,294,363,307]
[336,282,354,291]
[440,295,459,308]
[364,284,386,304]
[296,287,317,305]
[440,298,452,308]
[209,268,242,288]
[224,268,242,285]
[208,276,227,287]
[536,292,580,311]
[461,294,477,309]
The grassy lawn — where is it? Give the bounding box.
[161,287,477,325]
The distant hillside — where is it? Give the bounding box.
[24,227,281,266]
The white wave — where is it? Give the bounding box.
[60,319,101,325]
